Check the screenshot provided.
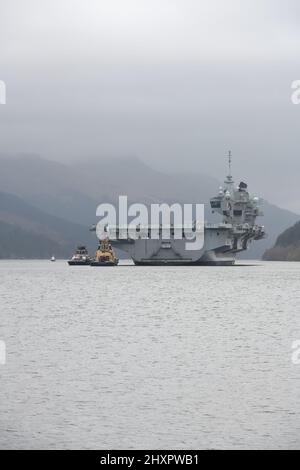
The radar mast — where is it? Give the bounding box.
[224,150,234,191]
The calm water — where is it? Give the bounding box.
[0,260,299,449]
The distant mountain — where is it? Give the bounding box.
[0,191,95,258]
[0,154,299,260]
[263,220,300,261]
[73,156,218,205]
[0,155,218,224]
[0,220,68,259]
[0,155,99,226]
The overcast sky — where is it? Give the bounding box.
[0,0,300,211]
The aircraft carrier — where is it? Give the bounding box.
[92,155,266,265]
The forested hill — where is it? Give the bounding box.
[0,191,95,259]
[263,220,300,261]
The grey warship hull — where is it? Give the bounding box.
[112,223,264,266]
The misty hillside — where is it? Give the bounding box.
[0,220,70,259]
[0,155,218,223]
[0,155,99,226]
[263,220,300,261]
[0,191,95,258]
[0,155,299,259]
[243,201,300,260]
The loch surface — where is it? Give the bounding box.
[0,260,299,449]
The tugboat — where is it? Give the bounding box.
[90,238,119,266]
[68,246,91,266]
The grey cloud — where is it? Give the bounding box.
[0,0,300,211]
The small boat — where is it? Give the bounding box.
[90,238,118,266]
[68,246,91,266]
[50,255,56,262]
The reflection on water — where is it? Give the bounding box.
[0,260,299,449]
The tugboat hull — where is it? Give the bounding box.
[68,260,91,266]
[90,260,118,267]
